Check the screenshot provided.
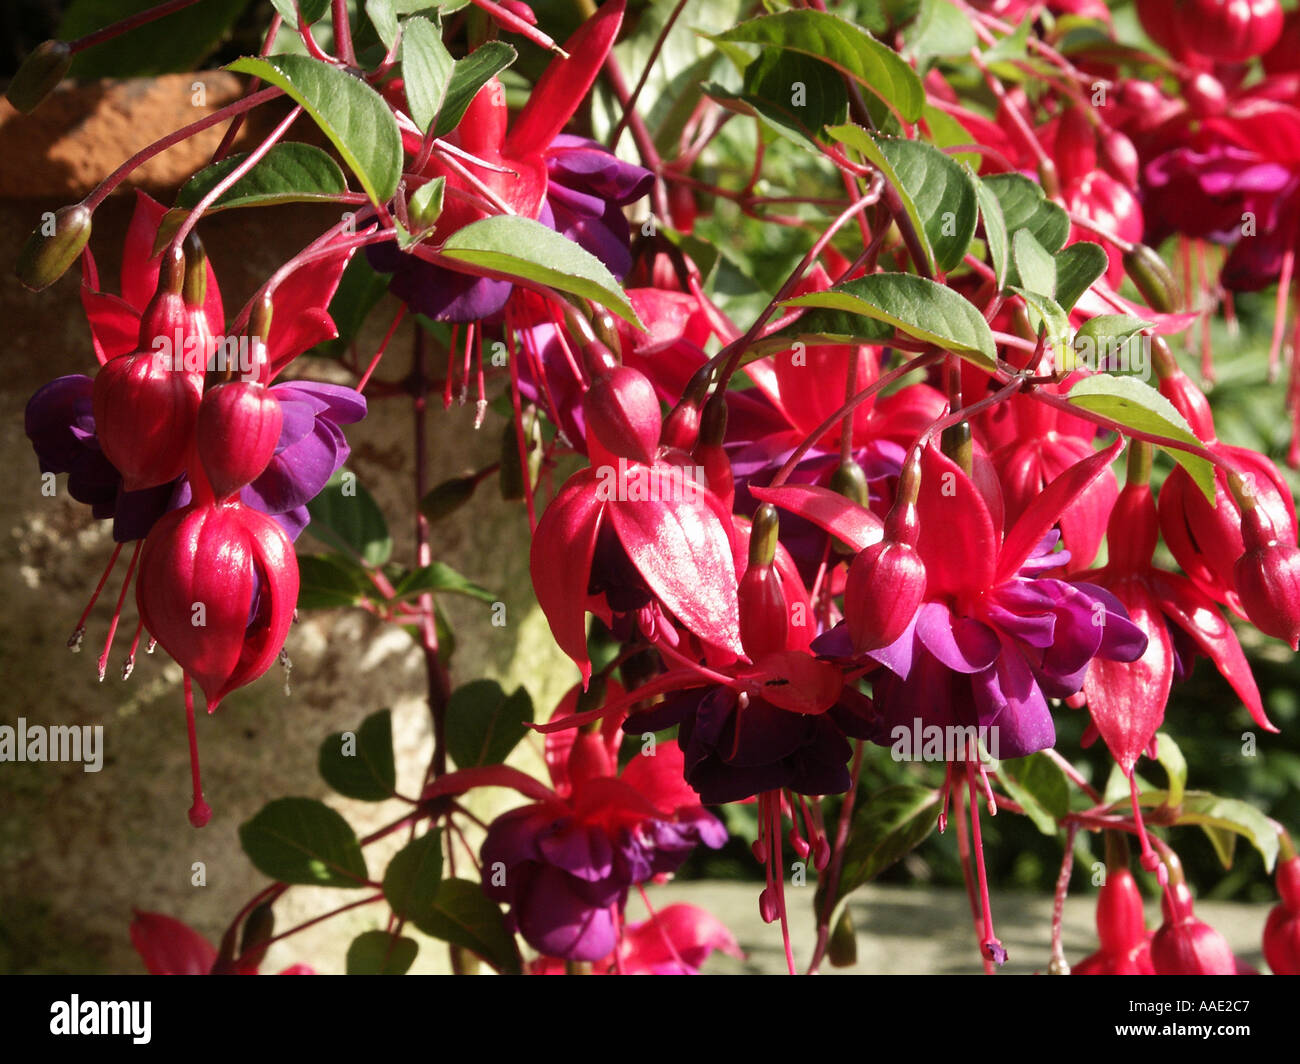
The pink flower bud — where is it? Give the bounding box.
[136,501,299,712]
[582,362,662,466]
[1151,879,1237,975]
[844,539,926,654]
[196,380,283,502]
[1179,0,1284,63]
[1263,855,1300,974]
[1234,507,1300,649]
[1096,866,1148,954]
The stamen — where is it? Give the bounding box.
[184,674,212,828]
[444,325,459,410]
[460,322,474,406]
[966,753,1006,966]
[768,790,797,975]
[69,542,124,651]
[97,541,141,681]
[279,646,292,696]
[122,618,145,679]
[474,326,487,429]
[1267,245,1294,385]
[504,314,538,530]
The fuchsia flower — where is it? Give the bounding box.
[1080,475,1274,777]
[797,441,1146,762]
[1263,854,1300,974]
[530,435,744,685]
[529,903,743,974]
[1073,864,1156,975]
[479,685,726,961]
[369,0,652,321]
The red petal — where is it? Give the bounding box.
[916,444,996,596]
[622,904,742,972]
[504,0,627,160]
[80,286,140,364]
[741,651,843,714]
[130,911,218,975]
[997,437,1122,583]
[122,191,222,332]
[1147,569,1276,732]
[1082,577,1173,774]
[617,739,702,816]
[749,482,883,553]
[530,470,605,683]
[610,482,742,654]
[266,243,357,374]
[421,764,557,803]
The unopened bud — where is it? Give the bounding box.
[582,363,661,465]
[16,204,92,291]
[6,40,71,115]
[1123,243,1181,314]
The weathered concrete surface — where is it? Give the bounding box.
[640,882,1273,976]
[0,75,574,975]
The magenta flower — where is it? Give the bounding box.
[479,695,725,961]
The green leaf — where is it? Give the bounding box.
[297,553,370,610]
[982,173,1070,264]
[390,562,495,603]
[920,106,981,169]
[401,16,454,134]
[410,878,522,974]
[60,0,251,78]
[445,680,533,768]
[239,798,369,887]
[815,784,940,928]
[974,176,1009,290]
[715,10,925,123]
[1012,229,1056,298]
[1076,315,1153,345]
[997,752,1070,835]
[983,16,1032,67]
[176,143,348,214]
[306,469,393,566]
[1173,793,1278,872]
[1069,315,1152,377]
[319,710,397,802]
[269,0,330,27]
[830,127,978,274]
[1065,375,1216,501]
[434,41,517,138]
[1154,731,1187,809]
[383,831,444,920]
[905,0,979,59]
[227,55,403,206]
[741,48,848,136]
[1012,286,1072,352]
[346,930,418,974]
[440,216,641,328]
[1200,824,1239,869]
[783,272,997,368]
[1055,241,1108,311]
[365,0,401,51]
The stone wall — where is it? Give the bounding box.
[0,74,574,974]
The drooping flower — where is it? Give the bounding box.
[528,903,743,974]
[480,686,726,961]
